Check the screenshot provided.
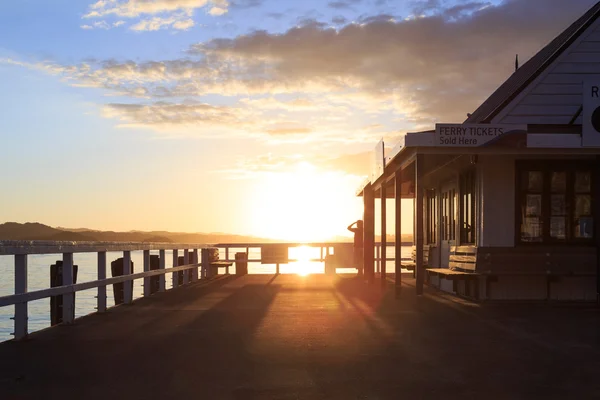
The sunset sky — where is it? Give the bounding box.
[0,0,597,241]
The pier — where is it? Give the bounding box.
[1,241,600,398]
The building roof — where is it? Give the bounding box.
[465,1,600,124]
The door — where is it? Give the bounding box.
[440,183,457,268]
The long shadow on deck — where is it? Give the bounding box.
[2,275,600,399]
[0,276,281,399]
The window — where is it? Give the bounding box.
[518,162,594,244]
[460,169,476,244]
[442,189,456,241]
[426,189,437,244]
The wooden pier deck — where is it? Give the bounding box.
[1,274,599,399]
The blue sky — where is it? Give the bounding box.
[0,0,597,240]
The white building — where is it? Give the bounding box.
[358,2,600,301]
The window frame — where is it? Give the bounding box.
[515,160,596,246]
[459,168,476,245]
[426,189,437,245]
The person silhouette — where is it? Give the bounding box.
[347,220,364,277]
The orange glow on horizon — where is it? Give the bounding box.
[248,162,364,242]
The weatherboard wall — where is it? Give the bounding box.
[493,15,600,126]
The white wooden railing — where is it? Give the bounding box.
[0,240,411,341]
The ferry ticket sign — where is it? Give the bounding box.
[435,124,526,147]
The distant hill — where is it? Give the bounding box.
[0,222,273,244]
[0,222,63,240]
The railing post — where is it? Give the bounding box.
[123,251,132,304]
[159,249,166,292]
[192,249,199,281]
[183,249,190,285]
[97,252,107,312]
[201,248,209,279]
[172,249,179,288]
[143,250,151,297]
[62,253,75,324]
[225,247,229,262]
[14,254,28,340]
[376,244,381,274]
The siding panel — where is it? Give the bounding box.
[552,62,600,73]
[530,84,582,95]
[519,94,581,105]
[509,105,580,116]
[500,116,573,124]
[563,52,600,62]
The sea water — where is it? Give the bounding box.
[0,246,412,342]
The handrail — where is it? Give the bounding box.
[0,240,211,255]
[0,240,413,341]
[0,263,200,307]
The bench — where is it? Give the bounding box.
[204,248,234,278]
[427,245,480,299]
[406,244,431,272]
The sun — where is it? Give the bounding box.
[248,162,363,242]
[290,245,319,276]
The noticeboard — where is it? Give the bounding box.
[583,81,600,147]
[261,244,289,264]
[435,124,526,147]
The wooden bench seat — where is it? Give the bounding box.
[426,268,480,279]
[210,261,234,274]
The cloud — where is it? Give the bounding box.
[231,0,263,8]
[83,0,229,18]
[265,126,312,135]
[189,0,598,122]
[130,12,194,31]
[82,0,228,32]
[218,151,373,179]
[332,16,348,25]
[208,7,227,16]
[9,0,600,139]
[81,19,126,30]
[328,0,361,10]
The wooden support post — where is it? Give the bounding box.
[62,252,75,323]
[376,244,380,274]
[143,250,151,297]
[381,185,387,285]
[97,252,107,312]
[364,183,375,283]
[415,155,425,295]
[159,249,166,291]
[395,169,403,298]
[276,263,280,275]
[201,248,209,279]
[596,156,600,304]
[172,249,179,288]
[225,247,229,262]
[183,249,190,285]
[14,254,28,340]
[123,251,132,304]
[192,249,199,281]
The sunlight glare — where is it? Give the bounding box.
[248,163,364,241]
[291,245,317,276]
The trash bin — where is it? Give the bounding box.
[50,261,79,325]
[177,252,194,284]
[149,255,160,294]
[235,252,248,275]
[111,257,134,305]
